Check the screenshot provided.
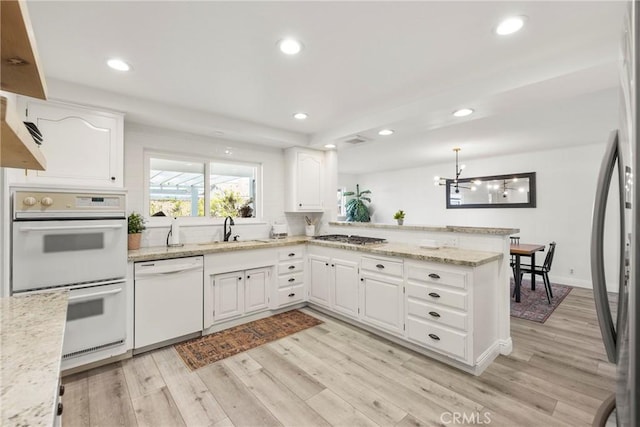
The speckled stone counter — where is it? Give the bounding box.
[128,235,311,262]
[1,290,68,427]
[329,221,519,236]
[309,240,501,267]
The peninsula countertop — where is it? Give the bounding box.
[129,236,501,267]
[1,290,68,427]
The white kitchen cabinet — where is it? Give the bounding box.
[308,254,331,306]
[15,99,123,187]
[275,247,306,308]
[284,147,324,212]
[211,266,271,324]
[331,258,359,319]
[360,256,404,335]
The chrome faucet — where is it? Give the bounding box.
[223,216,235,241]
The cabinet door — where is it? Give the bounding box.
[296,151,323,211]
[332,259,359,319]
[214,272,244,321]
[25,101,123,187]
[245,267,269,314]
[360,275,404,335]
[308,255,331,306]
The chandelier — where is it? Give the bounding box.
[433,148,466,193]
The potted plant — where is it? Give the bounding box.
[344,184,371,222]
[238,199,254,218]
[393,210,405,225]
[127,212,146,250]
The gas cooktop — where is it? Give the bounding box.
[312,234,387,245]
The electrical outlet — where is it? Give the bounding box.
[570,268,574,275]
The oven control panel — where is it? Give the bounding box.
[13,190,126,218]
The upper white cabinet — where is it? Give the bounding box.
[284,147,324,212]
[13,99,124,187]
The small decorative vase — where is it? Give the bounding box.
[397,219,404,226]
[128,233,142,250]
[305,225,315,237]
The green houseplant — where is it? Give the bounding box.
[344,184,371,222]
[393,209,405,225]
[127,212,146,250]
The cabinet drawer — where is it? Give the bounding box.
[361,256,403,277]
[279,249,304,261]
[407,264,467,289]
[277,284,305,306]
[278,260,304,275]
[277,272,304,288]
[407,283,467,311]
[406,317,467,360]
[407,299,468,331]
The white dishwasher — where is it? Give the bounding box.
[134,256,204,352]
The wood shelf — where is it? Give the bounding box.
[1,96,46,170]
[1,0,47,99]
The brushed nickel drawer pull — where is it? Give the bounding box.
[428,292,441,298]
[428,273,441,279]
[428,333,440,341]
[288,278,295,282]
[429,311,440,318]
[376,264,385,269]
[288,293,295,297]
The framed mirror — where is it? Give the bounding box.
[446,172,536,209]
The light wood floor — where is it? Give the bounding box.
[62,288,616,427]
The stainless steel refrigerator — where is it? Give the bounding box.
[591,1,638,426]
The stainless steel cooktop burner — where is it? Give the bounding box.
[312,234,386,245]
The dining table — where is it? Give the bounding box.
[510,243,546,302]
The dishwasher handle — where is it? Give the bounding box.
[135,263,203,277]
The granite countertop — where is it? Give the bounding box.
[329,221,519,236]
[128,235,312,262]
[1,290,68,427]
[129,235,500,267]
[309,240,502,267]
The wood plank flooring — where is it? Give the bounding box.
[62,288,616,426]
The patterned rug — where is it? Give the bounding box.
[174,310,322,370]
[510,279,572,323]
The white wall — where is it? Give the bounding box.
[339,143,620,290]
[124,123,311,246]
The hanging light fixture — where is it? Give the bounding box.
[434,148,467,193]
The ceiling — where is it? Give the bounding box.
[25,1,626,174]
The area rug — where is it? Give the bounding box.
[510,279,572,323]
[174,310,322,370]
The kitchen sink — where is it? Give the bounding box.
[198,240,270,246]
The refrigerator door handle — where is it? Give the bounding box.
[591,129,620,363]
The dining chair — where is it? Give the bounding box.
[509,236,520,279]
[519,242,557,304]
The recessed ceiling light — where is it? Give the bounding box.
[378,129,394,136]
[324,144,337,149]
[278,38,303,55]
[106,58,131,71]
[293,112,308,120]
[453,108,474,117]
[495,16,526,36]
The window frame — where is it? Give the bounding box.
[144,150,263,225]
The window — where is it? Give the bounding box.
[148,154,259,219]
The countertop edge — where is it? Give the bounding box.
[328,221,519,236]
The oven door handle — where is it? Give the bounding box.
[68,288,123,302]
[19,224,124,232]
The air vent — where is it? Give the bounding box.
[343,135,369,145]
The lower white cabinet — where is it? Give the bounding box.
[331,259,359,318]
[360,256,404,335]
[275,247,306,308]
[308,254,331,306]
[209,267,271,326]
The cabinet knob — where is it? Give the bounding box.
[428,311,441,318]
[288,278,295,282]
[331,264,335,267]
[325,263,329,266]
[239,277,243,280]
[428,273,441,279]
[428,292,441,298]
[288,293,295,297]
[376,264,385,269]
[428,333,441,341]
[111,176,116,181]
[360,278,364,282]
[59,385,65,396]
[299,203,303,207]
[57,403,64,416]
[247,275,250,279]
